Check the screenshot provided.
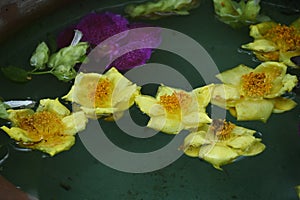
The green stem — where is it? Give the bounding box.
[29,70,52,75]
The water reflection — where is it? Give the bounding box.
[0,145,9,165]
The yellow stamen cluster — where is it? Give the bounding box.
[19,111,64,141]
[93,78,112,107]
[241,72,272,97]
[210,119,235,140]
[159,91,192,114]
[264,24,300,51]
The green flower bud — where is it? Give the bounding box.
[30,42,50,70]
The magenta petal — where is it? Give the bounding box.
[127,23,162,48]
[109,49,152,70]
[56,12,162,72]
[75,12,129,45]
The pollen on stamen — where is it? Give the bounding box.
[159,93,180,113]
[93,78,112,107]
[19,111,64,141]
[264,24,300,52]
[159,91,192,114]
[210,119,235,140]
[241,72,272,97]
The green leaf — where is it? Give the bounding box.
[1,66,31,82]
[0,102,9,119]
[30,42,50,70]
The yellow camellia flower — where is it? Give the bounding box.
[1,98,88,156]
[241,18,300,67]
[135,84,213,134]
[182,119,265,170]
[63,67,140,119]
[211,61,298,122]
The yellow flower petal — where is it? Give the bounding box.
[279,50,300,68]
[212,62,297,121]
[183,131,207,157]
[216,64,253,86]
[193,84,214,107]
[235,99,274,122]
[1,99,88,156]
[182,112,212,128]
[135,95,162,116]
[63,67,140,119]
[241,140,265,156]
[183,120,265,170]
[241,39,278,52]
[26,135,75,157]
[272,97,297,113]
[0,126,41,143]
[62,111,88,135]
[136,85,211,134]
[242,18,300,67]
[211,84,240,109]
[36,98,70,116]
[231,125,256,136]
[226,135,256,151]
[249,21,277,39]
[254,51,279,62]
[199,144,239,170]
[147,115,184,134]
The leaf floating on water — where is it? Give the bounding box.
[1,66,31,83]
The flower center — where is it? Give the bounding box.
[264,24,300,51]
[209,119,235,140]
[19,111,64,141]
[93,78,112,107]
[159,91,192,114]
[241,72,272,97]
